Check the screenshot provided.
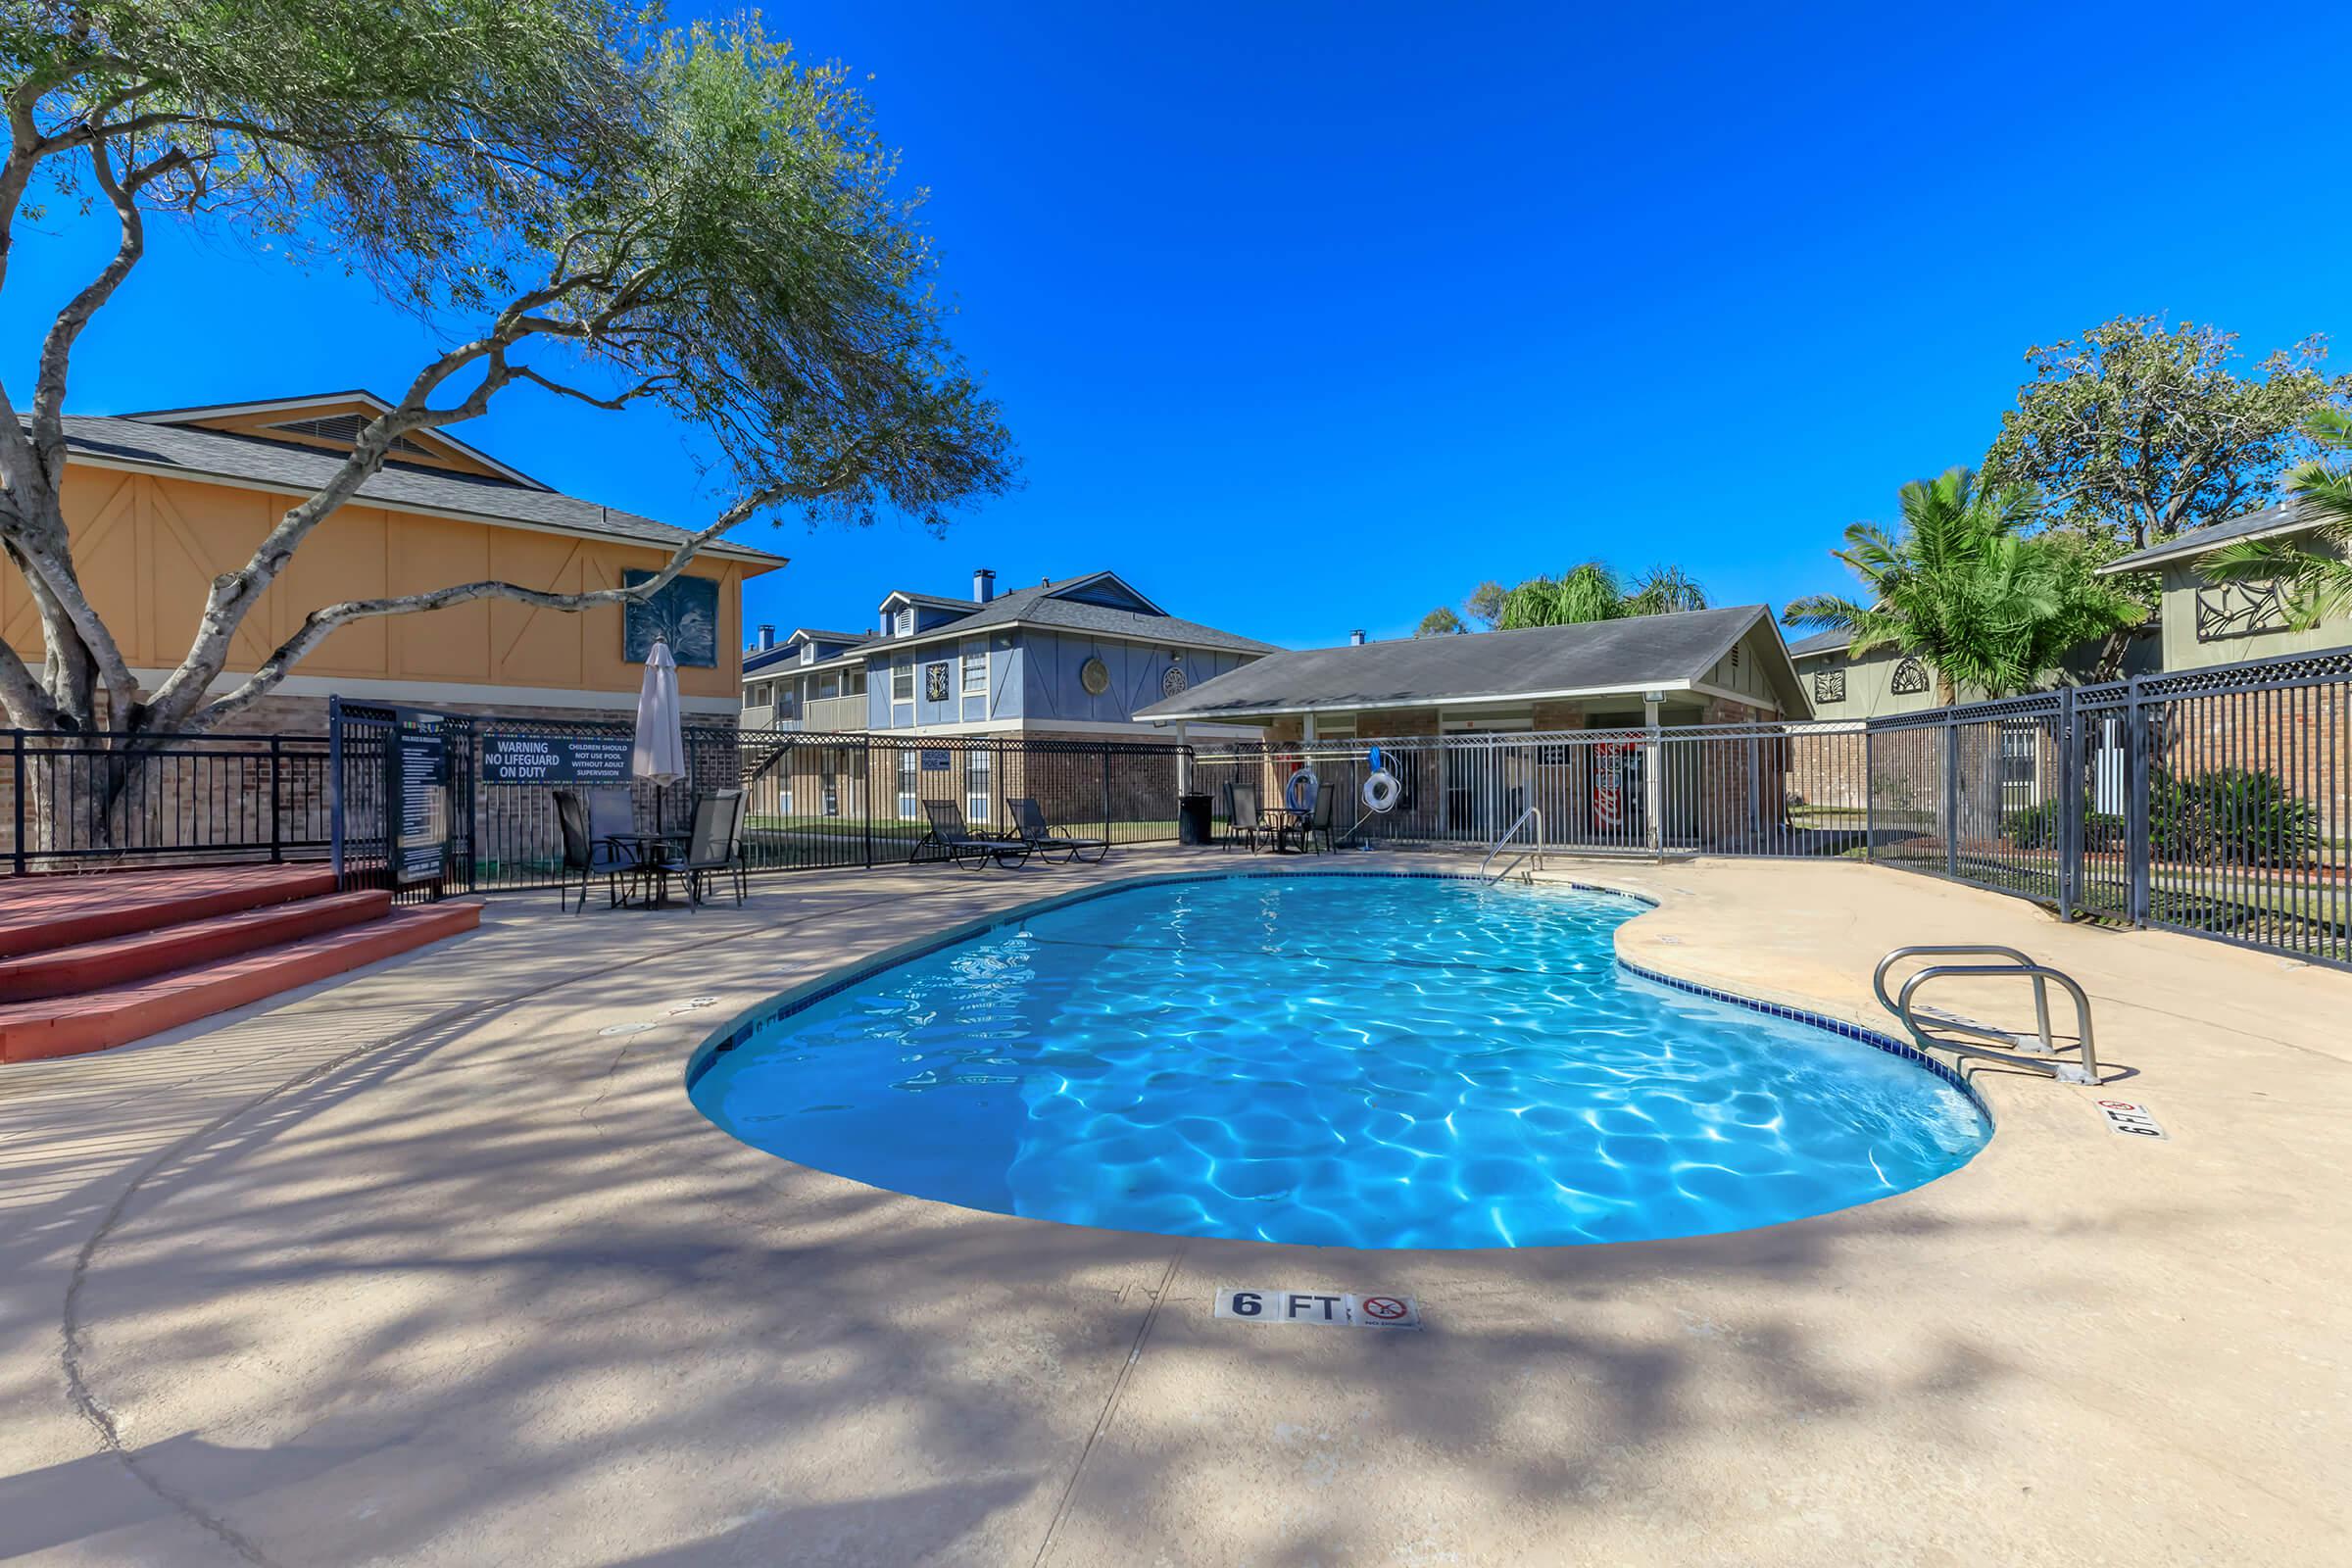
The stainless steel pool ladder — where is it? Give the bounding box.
[1480,807,1544,882]
[1873,945,2100,1085]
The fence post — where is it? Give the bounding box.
[269,734,285,863]
[1943,712,1960,881]
[1102,748,1112,839]
[862,737,874,869]
[2056,686,2076,921]
[2127,674,2151,926]
[1862,724,1876,863]
[327,698,344,886]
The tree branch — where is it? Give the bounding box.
[194,482,808,727]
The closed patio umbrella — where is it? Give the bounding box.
[633,636,688,832]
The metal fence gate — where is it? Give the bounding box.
[328,703,1193,900]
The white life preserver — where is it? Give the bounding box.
[1361,768,1401,813]
[1285,768,1321,813]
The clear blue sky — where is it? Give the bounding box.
[8,1,2349,652]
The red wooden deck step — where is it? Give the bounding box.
[0,902,482,1064]
[0,865,338,959]
[0,888,396,1002]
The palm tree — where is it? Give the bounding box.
[1782,466,2146,703]
[2201,407,2352,626]
[1494,563,1711,629]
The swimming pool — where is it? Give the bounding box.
[688,874,1988,1249]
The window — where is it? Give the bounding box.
[961,642,988,697]
[800,643,814,665]
[747,682,767,707]
[891,662,914,702]
[1889,656,1930,696]
[925,662,951,703]
[965,748,993,824]
[1812,668,1846,704]
[898,749,919,820]
[818,672,838,701]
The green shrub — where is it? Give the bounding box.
[2001,800,2125,852]
[2150,767,2317,867]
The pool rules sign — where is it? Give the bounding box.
[1214,1287,1421,1329]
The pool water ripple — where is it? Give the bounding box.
[689,876,1988,1248]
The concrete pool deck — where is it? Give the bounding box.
[1,850,2346,1566]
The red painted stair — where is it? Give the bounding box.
[0,868,480,1064]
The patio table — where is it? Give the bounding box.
[604,833,684,907]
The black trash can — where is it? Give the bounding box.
[1177,792,1213,846]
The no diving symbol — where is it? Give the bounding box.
[1360,1297,1408,1322]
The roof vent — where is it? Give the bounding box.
[264,413,431,459]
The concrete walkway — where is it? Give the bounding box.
[1,851,2345,1566]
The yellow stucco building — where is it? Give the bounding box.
[3,391,783,730]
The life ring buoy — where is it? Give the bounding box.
[1285,769,1321,813]
[1361,768,1401,813]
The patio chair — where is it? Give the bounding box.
[674,787,751,909]
[554,789,637,912]
[1006,796,1110,864]
[916,798,1030,870]
[1301,780,1338,853]
[1223,782,1270,852]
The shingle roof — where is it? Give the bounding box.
[744,634,877,675]
[1786,628,1852,659]
[2095,498,2322,574]
[55,414,787,564]
[877,573,1278,656]
[1136,606,1784,720]
[787,628,868,645]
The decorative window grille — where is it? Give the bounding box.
[1889,657,1930,696]
[1812,668,1846,704]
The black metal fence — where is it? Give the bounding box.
[4,728,331,874]
[328,704,1192,899]
[1189,723,1876,858]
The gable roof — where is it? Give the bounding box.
[785,627,867,646]
[2095,498,2324,575]
[871,571,1277,657]
[122,389,549,489]
[53,412,786,566]
[1786,628,1852,660]
[1135,606,1796,720]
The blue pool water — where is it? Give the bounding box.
[689,875,1987,1249]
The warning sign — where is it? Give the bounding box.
[1212,1288,1422,1329]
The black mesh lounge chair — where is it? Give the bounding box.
[1006,796,1109,864]
[677,788,750,908]
[1223,782,1269,852]
[554,789,637,911]
[1302,780,1338,853]
[917,799,1030,869]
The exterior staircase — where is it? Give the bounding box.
[0,866,480,1063]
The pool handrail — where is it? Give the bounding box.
[1479,807,1544,882]
[1875,944,2099,1085]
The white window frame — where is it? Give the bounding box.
[965,747,993,824]
[961,640,989,700]
[897,749,920,820]
[891,661,914,702]
[800,642,815,665]
[894,607,914,637]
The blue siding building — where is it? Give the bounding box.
[741,568,1275,742]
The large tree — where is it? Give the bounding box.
[1782,467,2145,704]
[1982,315,2349,554]
[0,2,1013,750]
